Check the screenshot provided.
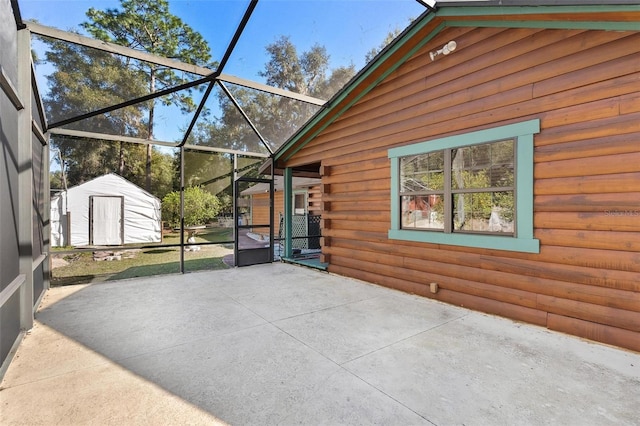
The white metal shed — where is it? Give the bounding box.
[51,173,161,247]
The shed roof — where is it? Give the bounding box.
[65,173,160,202]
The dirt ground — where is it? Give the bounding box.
[50,255,69,269]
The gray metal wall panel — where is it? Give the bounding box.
[30,88,38,124]
[0,0,18,83]
[0,291,21,366]
[32,135,43,258]
[1,0,23,373]
[33,261,44,306]
[0,95,20,292]
[0,0,20,290]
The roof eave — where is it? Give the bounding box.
[274,3,640,165]
[274,8,441,163]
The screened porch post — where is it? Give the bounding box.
[43,137,51,292]
[17,27,33,330]
[284,167,293,258]
[179,146,185,273]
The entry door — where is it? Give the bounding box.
[234,177,274,267]
[90,196,124,245]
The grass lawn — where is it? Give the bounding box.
[52,228,234,286]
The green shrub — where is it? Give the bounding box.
[162,186,221,228]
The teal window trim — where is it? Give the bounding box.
[388,119,540,253]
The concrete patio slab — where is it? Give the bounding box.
[279,369,429,425]
[344,312,640,425]
[119,323,341,425]
[35,274,268,362]
[1,329,223,425]
[275,292,467,365]
[1,263,639,425]
[193,265,389,322]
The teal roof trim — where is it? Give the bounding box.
[275,4,640,163]
[276,13,441,163]
[437,5,640,17]
[446,20,640,31]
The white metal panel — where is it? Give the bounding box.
[63,174,161,246]
[91,196,123,246]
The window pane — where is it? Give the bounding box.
[452,140,514,190]
[294,193,306,215]
[453,193,472,231]
[490,140,515,187]
[491,140,515,164]
[453,191,514,234]
[401,195,444,230]
[451,148,468,190]
[400,151,444,192]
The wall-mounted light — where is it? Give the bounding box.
[430,40,457,61]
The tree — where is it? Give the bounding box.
[258,36,356,145]
[162,186,221,228]
[182,151,234,195]
[190,36,356,154]
[41,37,174,194]
[49,171,65,191]
[150,149,176,200]
[365,29,403,63]
[42,37,153,187]
[81,0,212,191]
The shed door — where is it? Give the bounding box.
[90,196,124,245]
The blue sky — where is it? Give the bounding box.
[19,0,425,80]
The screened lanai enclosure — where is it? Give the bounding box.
[19,0,428,283]
[32,1,327,280]
[2,0,432,377]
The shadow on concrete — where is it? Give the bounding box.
[2,264,639,425]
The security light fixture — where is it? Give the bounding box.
[430,40,457,61]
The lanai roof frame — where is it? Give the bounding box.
[24,0,328,158]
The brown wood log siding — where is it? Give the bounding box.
[273,191,285,231]
[307,185,323,216]
[252,185,322,237]
[250,192,278,232]
[285,26,640,352]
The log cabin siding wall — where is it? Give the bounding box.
[250,192,277,231]
[251,185,322,237]
[286,26,640,352]
[307,185,323,216]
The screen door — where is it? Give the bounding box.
[234,177,274,267]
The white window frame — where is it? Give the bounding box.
[293,191,307,216]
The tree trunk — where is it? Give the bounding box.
[452,149,465,227]
[146,67,156,192]
[119,141,125,175]
[146,144,153,192]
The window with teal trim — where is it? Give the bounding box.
[400,139,515,234]
[388,120,540,253]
